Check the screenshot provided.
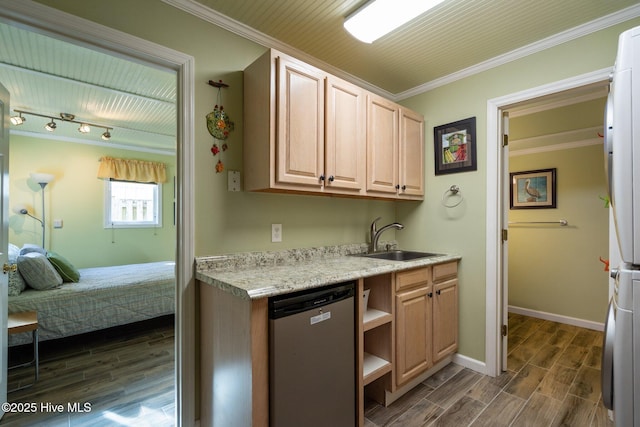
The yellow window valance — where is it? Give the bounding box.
[97,156,167,183]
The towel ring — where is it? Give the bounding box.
[442,185,464,208]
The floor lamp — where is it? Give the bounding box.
[29,172,55,249]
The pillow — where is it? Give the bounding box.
[17,252,63,290]
[7,244,26,296]
[19,244,46,256]
[47,251,80,283]
[8,243,20,261]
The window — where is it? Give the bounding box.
[104,180,162,228]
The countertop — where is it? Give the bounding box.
[196,243,461,300]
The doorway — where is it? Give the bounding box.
[485,69,611,376]
[0,2,195,425]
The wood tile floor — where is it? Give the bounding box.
[2,315,175,426]
[365,313,612,427]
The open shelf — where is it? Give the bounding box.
[363,308,392,331]
[363,352,392,385]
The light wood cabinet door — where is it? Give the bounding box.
[366,93,398,195]
[399,108,424,198]
[325,76,366,192]
[395,285,432,387]
[433,279,458,362]
[276,54,325,187]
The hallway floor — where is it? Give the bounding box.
[364,313,611,427]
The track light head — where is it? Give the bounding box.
[10,114,25,125]
[78,123,90,133]
[101,129,112,141]
[45,120,57,131]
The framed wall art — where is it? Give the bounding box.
[510,168,557,209]
[434,117,477,175]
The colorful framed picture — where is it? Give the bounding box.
[510,168,557,209]
[434,117,477,175]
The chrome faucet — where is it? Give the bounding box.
[369,217,404,253]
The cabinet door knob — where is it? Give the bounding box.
[319,174,325,181]
[328,175,335,182]
[428,292,433,298]
[436,290,441,295]
[395,184,400,190]
[401,185,407,191]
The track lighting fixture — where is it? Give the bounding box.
[10,109,114,140]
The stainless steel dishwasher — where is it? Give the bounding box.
[269,281,356,427]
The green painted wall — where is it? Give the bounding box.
[32,0,640,364]
[509,145,609,322]
[9,135,176,268]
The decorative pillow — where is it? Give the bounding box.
[47,251,81,283]
[7,244,26,296]
[17,252,63,290]
[19,244,46,256]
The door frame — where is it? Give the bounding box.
[484,68,611,376]
[0,1,196,424]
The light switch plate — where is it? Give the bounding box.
[228,170,241,192]
[271,224,282,243]
[53,219,63,229]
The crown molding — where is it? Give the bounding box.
[165,0,639,102]
[395,3,640,100]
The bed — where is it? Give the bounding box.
[8,261,175,346]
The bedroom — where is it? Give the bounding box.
[1,20,179,424]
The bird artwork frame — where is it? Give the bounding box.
[510,168,557,209]
[434,117,477,175]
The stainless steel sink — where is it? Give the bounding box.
[355,250,444,261]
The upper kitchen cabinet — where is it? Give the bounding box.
[366,93,424,200]
[243,49,423,200]
[244,49,366,196]
[325,75,367,192]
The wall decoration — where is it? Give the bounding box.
[434,117,477,175]
[207,80,234,173]
[510,168,557,209]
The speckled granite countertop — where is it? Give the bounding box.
[196,243,461,300]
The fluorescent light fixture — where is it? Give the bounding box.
[344,0,446,43]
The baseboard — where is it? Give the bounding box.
[453,353,487,375]
[508,305,604,332]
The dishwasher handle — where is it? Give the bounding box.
[269,282,355,319]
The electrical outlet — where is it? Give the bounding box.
[228,170,241,192]
[271,224,282,243]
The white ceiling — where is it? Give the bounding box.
[0,22,177,154]
[1,0,637,153]
[180,0,640,96]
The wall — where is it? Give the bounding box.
[9,134,176,268]
[509,145,608,322]
[34,0,640,365]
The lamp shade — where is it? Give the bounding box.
[30,172,55,185]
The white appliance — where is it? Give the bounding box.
[603,25,640,427]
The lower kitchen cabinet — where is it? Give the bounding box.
[394,262,458,388]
